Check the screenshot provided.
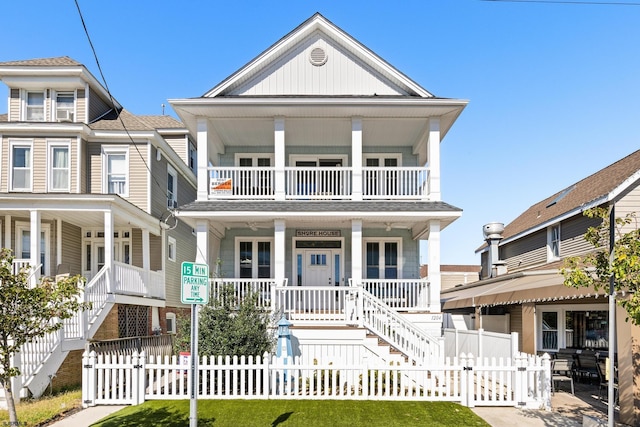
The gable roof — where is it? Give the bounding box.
[204,13,434,99]
[493,149,640,246]
[0,56,81,67]
[90,109,183,131]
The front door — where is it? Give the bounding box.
[304,250,333,287]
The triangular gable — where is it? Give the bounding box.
[205,13,433,98]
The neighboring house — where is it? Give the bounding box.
[0,57,197,398]
[441,149,640,425]
[420,264,481,292]
[172,14,467,364]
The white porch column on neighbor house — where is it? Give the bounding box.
[351,219,363,282]
[5,215,11,251]
[274,117,286,201]
[351,117,363,201]
[274,220,286,285]
[427,118,441,201]
[104,210,114,293]
[142,229,150,271]
[29,210,41,285]
[197,118,209,201]
[56,218,62,268]
[195,220,209,265]
[428,220,441,312]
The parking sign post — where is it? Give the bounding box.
[181,262,208,427]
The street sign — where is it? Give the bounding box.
[181,261,209,304]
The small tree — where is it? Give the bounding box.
[175,284,274,357]
[561,207,640,324]
[0,248,89,425]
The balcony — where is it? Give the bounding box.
[208,166,430,200]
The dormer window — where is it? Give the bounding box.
[55,92,75,122]
[26,91,45,121]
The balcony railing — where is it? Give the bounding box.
[113,261,165,299]
[207,166,430,200]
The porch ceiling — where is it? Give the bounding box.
[441,271,607,309]
[0,194,162,234]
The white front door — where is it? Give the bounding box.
[304,250,333,287]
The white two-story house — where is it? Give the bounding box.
[0,56,197,398]
[172,14,467,364]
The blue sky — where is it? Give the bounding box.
[1,1,638,265]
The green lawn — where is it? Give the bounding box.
[92,400,490,427]
[0,388,82,427]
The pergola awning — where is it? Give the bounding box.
[441,271,607,310]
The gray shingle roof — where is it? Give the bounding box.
[0,114,7,122]
[0,56,81,67]
[178,200,462,213]
[89,110,183,131]
[136,115,184,129]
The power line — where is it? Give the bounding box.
[74,0,167,206]
[482,0,640,5]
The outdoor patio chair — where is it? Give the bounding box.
[552,358,575,395]
[596,359,618,404]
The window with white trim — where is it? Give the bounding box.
[10,141,32,191]
[364,238,401,279]
[167,164,177,208]
[188,141,197,175]
[16,222,51,276]
[165,312,176,334]
[237,238,273,278]
[55,91,75,122]
[547,224,561,261]
[102,147,129,196]
[48,141,70,191]
[168,236,176,262]
[26,91,45,121]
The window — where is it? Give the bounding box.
[55,91,75,121]
[168,236,176,262]
[165,312,176,334]
[548,224,561,261]
[48,142,70,191]
[541,312,558,351]
[364,239,401,279]
[103,147,128,196]
[188,141,197,175]
[15,222,51,276]
[237,238,273,278]
[167,165,177,208]
[26,91,45,121]
[10,142,32,191]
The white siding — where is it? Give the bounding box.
[231,33,407,96]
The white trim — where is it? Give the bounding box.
[23,89,46,122]
[167,235,177,262]
[101,145,129,197]
[15,221,51,276]
[363,153,402,167]
[289,154,348,167]
[362,237,402,279]
[9,139,33,192]
[165,312,177,334]
[234,236,275,278]
[536,303,608,352]
[546,224,561,262]
[47,139,71,192]
[291,235,345,286]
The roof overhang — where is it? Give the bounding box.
[441,270,607,310]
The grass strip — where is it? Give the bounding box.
[0,389,82,427]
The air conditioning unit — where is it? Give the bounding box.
[57,110,73,122]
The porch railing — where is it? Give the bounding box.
[272,285,357,324]
[113,262,165,299]
[211,278,275,309]
[207,166,430,200]
[360,279,430,310]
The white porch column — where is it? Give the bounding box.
[5,215,11,251]
[351,219,363,282]
[104,210,114,293]
[29,210,40,285]
[197,118,209,201]
[195,220,209,265]
[428,220,441,312]
[142,229,150,271]
[427,118,441,201]
[274,219,286,285]
[56,218,62,268]
[351,118,363,201]
[274,117,286,201]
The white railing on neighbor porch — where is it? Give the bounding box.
[207,166,431,200]
[113,262,164,299]
[82,351,551,409]
[360,288,442,365]
[361,279,430,310]
[285,167,352,199]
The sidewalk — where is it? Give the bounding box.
[47,405,125,427]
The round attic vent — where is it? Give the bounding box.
[309,47,328,66]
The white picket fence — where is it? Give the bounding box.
[82,351,551,410]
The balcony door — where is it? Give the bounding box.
[292,156,345,196]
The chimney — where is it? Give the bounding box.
[483,222,507,278]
